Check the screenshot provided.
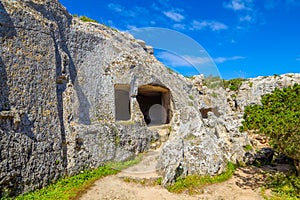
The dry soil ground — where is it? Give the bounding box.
[79,158,283,200]
[79,166,269,200]
[79,134,292,200]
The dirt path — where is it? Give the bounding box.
[79,166,268,200]
[79,131,294,199]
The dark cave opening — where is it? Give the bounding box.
[137,85,171,126]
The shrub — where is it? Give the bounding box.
[265,173,300,199]
[240,84,300,175]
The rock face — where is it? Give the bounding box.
[0,0,299,197]
[232,74,300,111]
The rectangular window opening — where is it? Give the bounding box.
[115,84,131,121]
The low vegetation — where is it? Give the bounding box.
[223,78,246,91]
[122,177,162,187]
[72,14,118,32]
[241,83,300,199]
[240,83,300,175]
[202,75,223,89]
[243,144,253,152]
[262,173,300,199]
[13,157,141,200]
[167,162,236,195]
[202,76,247,91]
[73,14,98,23]
[188,95,194,101]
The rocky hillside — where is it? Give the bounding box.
[0,0,299,197]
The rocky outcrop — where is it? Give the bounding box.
[231,74,300,111]
[1,0,225,195]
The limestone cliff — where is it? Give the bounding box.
[1,0,219,195]
[0,0,299,197]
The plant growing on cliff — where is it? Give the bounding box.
[72,14,98,23]
[240,83,300,175]
[223,78,246,91]
[203,75,223,89]
[79,15,98,23]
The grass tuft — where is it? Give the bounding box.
[243,144,253,152]
[188,95,194,101]
[13,157,141,200]
[167,162,236,195]
[107,155,142,171]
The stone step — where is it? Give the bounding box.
[117,149,161,180]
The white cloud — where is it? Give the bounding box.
[224,0,252,11]
[126,25,137,30]
[107,3,136,17]
[156,52,212,67]
[214,56,245,63]
[107,4,149,18]
[107,3,123,12]
[156,52,190,67]
[173,23,186,30]
[183,55,212,66]
[191,20,228,31]
[239,14,252,22]
[163,11,185,22]
[224,0,260,28]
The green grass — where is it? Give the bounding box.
[262,173,300,200]
[107,154,142,171]
[73,14,118,31]
[13,158,142,200]
[79,15,98,23]
[167,162,236,195]
[248,81,253,87]
[122,177,162,186]
[223,78,246,91]
[188,95,194,101]
[211,92,218,98]
[243,144,253,151]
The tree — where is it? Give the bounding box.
[240,84,300,175]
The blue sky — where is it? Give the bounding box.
[59,0,300,79]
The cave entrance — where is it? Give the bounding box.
[115,84,131,121]
[200,107,220,119]
[137,85,171,126]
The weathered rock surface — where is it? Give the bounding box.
[230,74,300,112]
[0,0,209,195]
[0,0,299,197]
